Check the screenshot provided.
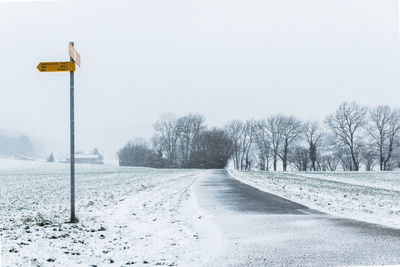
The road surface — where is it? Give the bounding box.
[192,170,400,266]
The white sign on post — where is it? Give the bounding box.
[68,43,81,67]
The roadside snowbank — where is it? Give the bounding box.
[230,170,400,229]
[0,159,209,266]
[178,187,224,265]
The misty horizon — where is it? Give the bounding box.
[1,0,400,159]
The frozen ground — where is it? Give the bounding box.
[230,170,400,229]
[0,159,210,266]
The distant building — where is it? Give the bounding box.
[65,154,104,165]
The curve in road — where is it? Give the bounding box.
[192,169,400,266]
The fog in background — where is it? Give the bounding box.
[0,0,399,160]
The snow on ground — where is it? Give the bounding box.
[0,158,210,266]
[230,170,400,229]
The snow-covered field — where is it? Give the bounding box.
[0,159,207,266]
[230,170,400,229]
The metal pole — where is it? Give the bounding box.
[69,41,76,223]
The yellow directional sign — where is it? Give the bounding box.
[36,42,81,223]
[37,61,76,72]
[68,43,81,67]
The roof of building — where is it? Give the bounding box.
[66,154,102,160]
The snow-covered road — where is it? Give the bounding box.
[193,170,400,266]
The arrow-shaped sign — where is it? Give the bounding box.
[37,61,76,72]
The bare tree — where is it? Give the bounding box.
[263,115,284,171]
[225,120,244,170]
[368,106,400,171]
[278,116,304,171]
[240,120,256,170]
[289,146,309,171]
[318,133,342,171]
[305,121,322,171]
[176,113,205,168]
[360,145,378,171]
[325,102,367,171]
[320,154,341,171]
[153,113,180,167]
[151,134,164,159]
[339,147,354,171]
[382,108,400,170]
[254,120,272,171]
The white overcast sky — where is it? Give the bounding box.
[0,0,399,158]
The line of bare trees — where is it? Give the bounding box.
[226,115,303,171]
[229,102,400,171]
[119,113,233,169]
[152,113,206,168]
[119,102,400,171]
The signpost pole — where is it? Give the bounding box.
[37,42,80,223]
[69,42,76,223]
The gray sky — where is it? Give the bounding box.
[1,0,400,159]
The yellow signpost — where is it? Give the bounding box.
[37,61,76,72]
[37,42,81,223]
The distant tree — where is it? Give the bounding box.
[176,113,205,168]
[153,113,180,168]
[118,138,167,168]
[305,121,322,171]
[289,146,309,171]
[254,120,272,171]
[320,154,341,171]
[151,134,164,159]
[17,135,34,156]
[224,120,256,170]
[0,134,34,157]
[367,106,400,171]
[340,147,354,171]
[91,148,100,155]
[325,102,367,171]
[240,120,256,170]
[318,133,342,171]
[47,153,55,162]
[188,128,233,169]
[224,120,244,170]
[278,116,304,171]
[360,146,378,171]
[263,115,284,171]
